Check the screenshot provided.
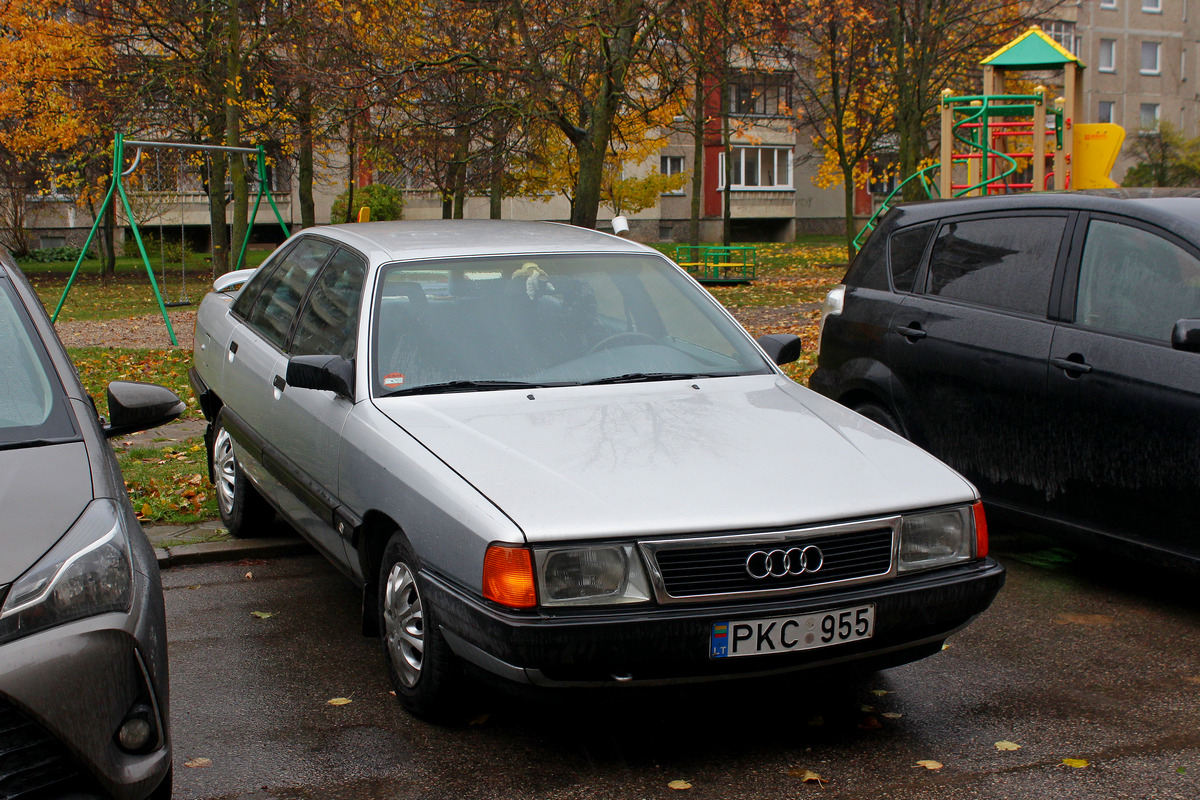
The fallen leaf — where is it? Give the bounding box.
[859,703,876,713]
[915,760,943,771]
[995,740,1022,751]
[185,757,212,768]
[1055,613,1114,627]
[244,572,253,580]
[1062,758,1088,769]
[468,713,490,726]
[668,779,692,790]
[1177,766,1187,775]
[327,697,352,706]
[788,768,826,786]
[1184,677,1200,685]
[870,689,890,697]
[858,716,883,730]
[250,611,273,619]
[882,712,904,720]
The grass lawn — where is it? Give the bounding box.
[26,238,850,526]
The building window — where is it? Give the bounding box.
[1043,21,1079,55]
[660,155,686,195]
[1099,39,1116,72]
[1098,100,1115,124]
[1142,0,1162,11]
[1140,102,1161,129]
[718,147,794,190]
[1141,41,1161,74]
[728,74,793,118]
[1100,0,1117,6]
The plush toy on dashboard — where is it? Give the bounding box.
[512,261,555,300]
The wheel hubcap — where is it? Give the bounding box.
[383,561,424,688]
[213,426,237,516]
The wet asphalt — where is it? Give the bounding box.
[161,529,1200,800]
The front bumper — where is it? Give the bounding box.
[0,598,170,798]
[428,558,1005,688]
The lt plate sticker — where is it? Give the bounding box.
[710,604,874,658]
[382,372,405,388]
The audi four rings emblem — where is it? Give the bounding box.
[745,546,824,579]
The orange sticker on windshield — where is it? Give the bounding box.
[382,373,405,387]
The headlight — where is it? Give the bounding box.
[817,284,845,353]
[534,545,651,607]
[897,505,976,573]
[0,499,133,643]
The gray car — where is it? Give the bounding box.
[0,250,180,797]
[189,220,1004,718]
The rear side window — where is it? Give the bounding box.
[889,224,933,292]
[1075,218,1200,341]
[926,216,1065,316]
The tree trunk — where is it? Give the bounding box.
[489,171,503,219]
[208,150,229,275]
[690,66,706,247]
[299,99,316,228]
[842,163,857,260]
[226,4,249,265]
[345,113,356,224]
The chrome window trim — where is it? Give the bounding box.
[637,515,901,605]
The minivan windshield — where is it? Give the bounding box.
[0,278,76,448]
[371,254,771,395]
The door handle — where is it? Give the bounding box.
[1051,356,1092,374]
[273,375,287,392]
[895,324,927,341]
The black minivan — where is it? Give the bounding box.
[811,191,1200,567]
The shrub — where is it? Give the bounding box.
[331,183,405,223]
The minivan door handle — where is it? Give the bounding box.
[895,324,927,341]
[1051,356,1093,375]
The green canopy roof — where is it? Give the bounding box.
[982,27,1085,71]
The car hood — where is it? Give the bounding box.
[0,442,93,584]
[375,376,975,542]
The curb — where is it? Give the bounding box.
[155,537,314,569]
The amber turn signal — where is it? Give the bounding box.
[972,501,988,559]
[483,544,537,608]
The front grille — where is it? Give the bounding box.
[648,525,894,600]
[0,699,98,799]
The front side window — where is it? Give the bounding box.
[718,147,793,190]
[291,248,367,359]
[0,279,76,448]
[1075,219,1200,341]
[372,254,771,395]
[245,237,335,349]
[925,216,1065,316]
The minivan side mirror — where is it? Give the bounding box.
[1171,319,1200,353]
[287,355,355,398]
[756,333,803,366]
[104,381,186,438]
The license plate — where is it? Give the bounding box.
[710,604,875,659]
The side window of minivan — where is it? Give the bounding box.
[925,216,1066,316]
[1075,218,1200,341]
[889,224,934,292]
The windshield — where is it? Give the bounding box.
[0,277,77,448]
[371,253,771,395]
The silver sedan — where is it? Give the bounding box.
[189,220,1003,718]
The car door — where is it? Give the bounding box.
[1046,214,1200,558]
[220,237,335,543]
[886,212,1072,513]
[269,246,368,569]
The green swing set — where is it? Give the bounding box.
[52,132,291,346]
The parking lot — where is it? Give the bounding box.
[164,530,1200,800]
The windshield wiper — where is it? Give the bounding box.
[583,372,737,386]
[384,380,547,397]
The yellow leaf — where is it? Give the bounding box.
[915,760,944,771]
[250,611,272,619]
[870,689,890,697]
[788,768,826,785]
[668,779,692,790]
[995,740,1022,751]
[327,697,352,706]
[185,757,212,768]
[882,712,904,719]
[1062,758,1088,768]
[245,572,253,580]
[1055,613,1114,626]
[140,503,152,517]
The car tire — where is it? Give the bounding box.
[147,765,172,800]
[378,532,461,719]
[210,412,274,538]
[851,401,903,436]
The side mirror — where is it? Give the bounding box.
[756,333,803,366]
[287,355,355,399]
[1172,319,1200,352]
[104,381,186,438]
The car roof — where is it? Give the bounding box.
[887,189,1200,236]
[294,220,658,264]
